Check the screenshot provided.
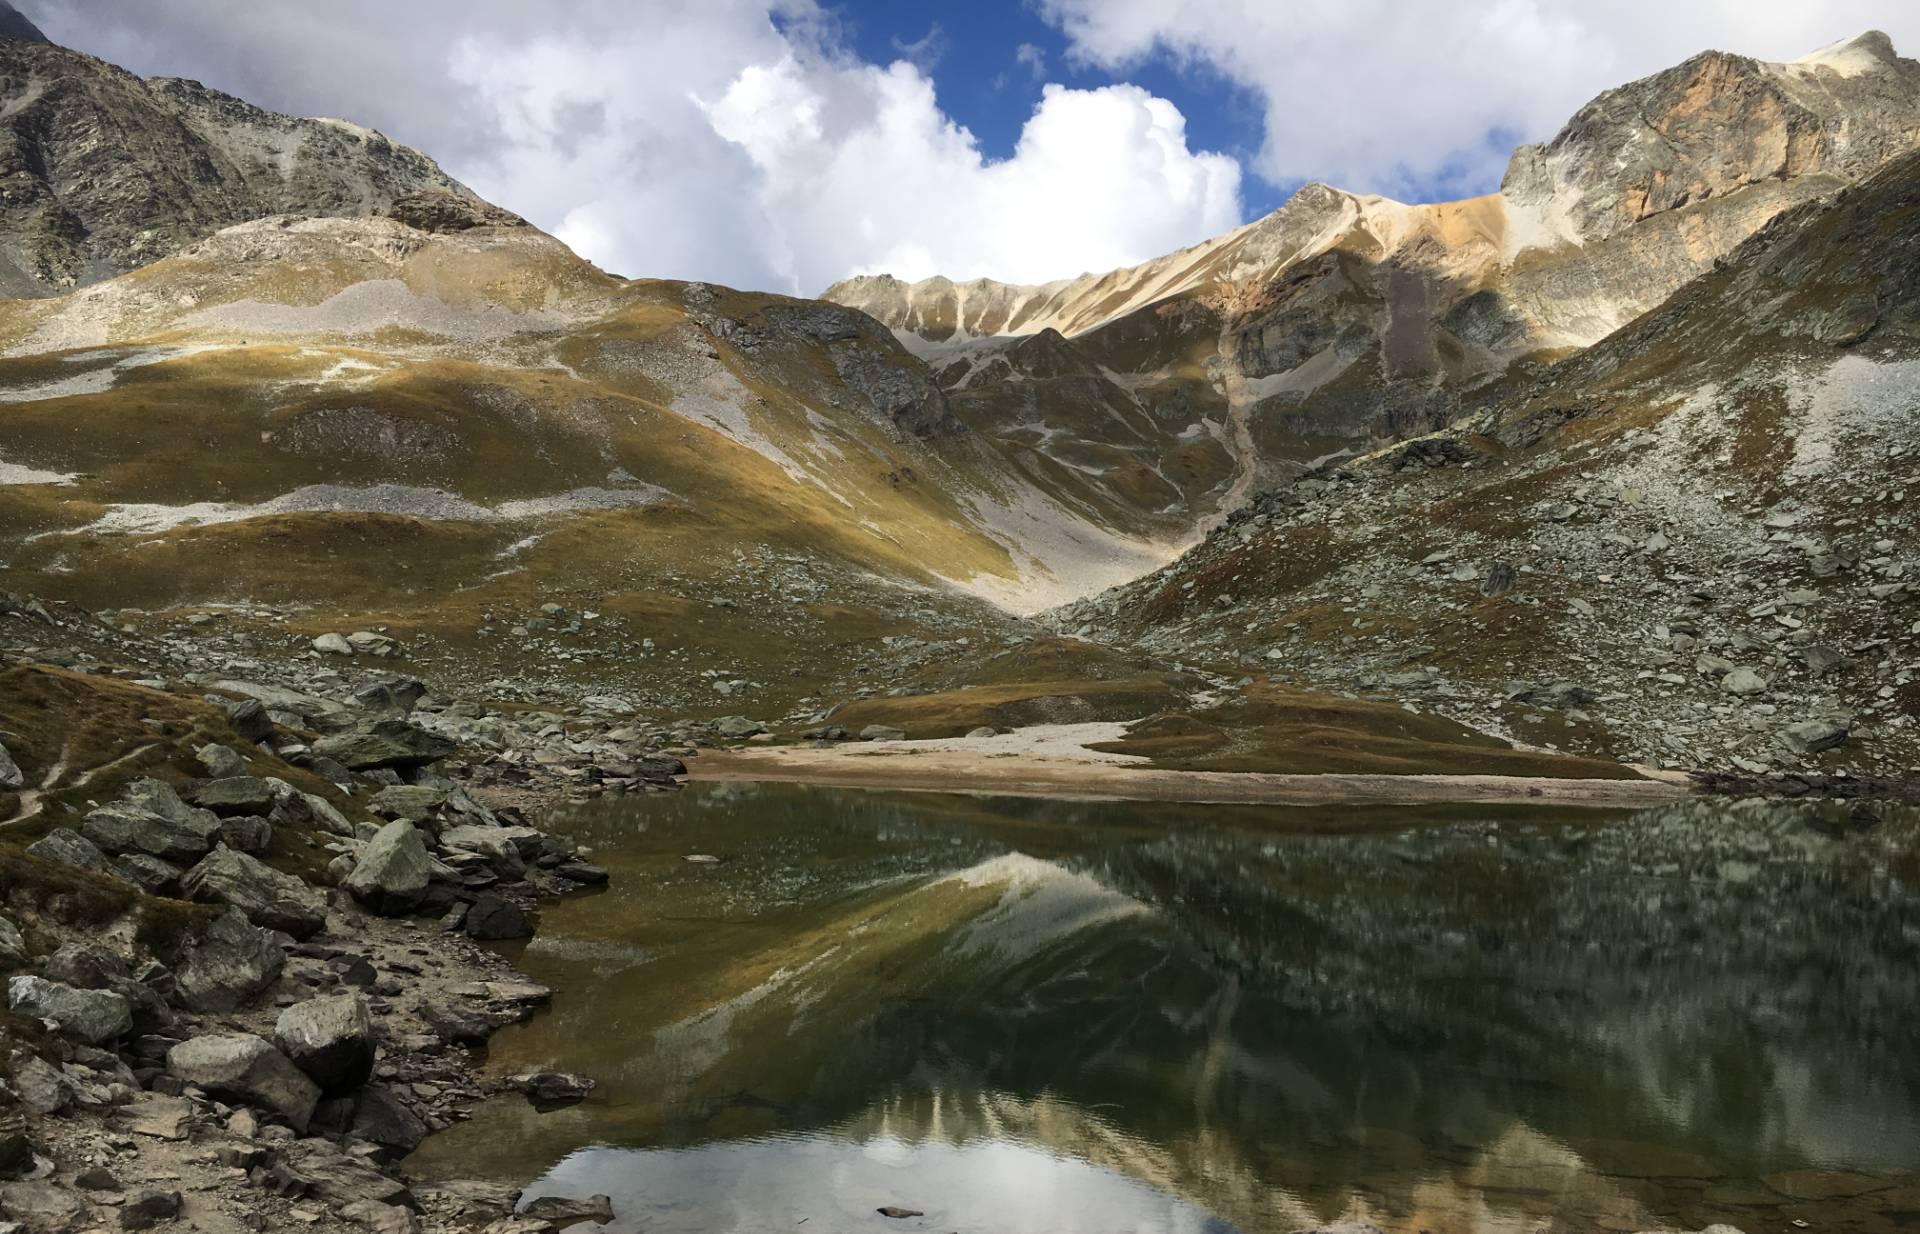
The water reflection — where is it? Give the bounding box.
[409,785,1920,1233]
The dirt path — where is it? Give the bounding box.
[691,738,1695,808]
[4,740,160,827]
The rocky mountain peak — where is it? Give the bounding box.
[0,1,47,44]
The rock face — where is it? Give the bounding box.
[165,1033,320,1132]
[6,975,131,1044]
[174,908,285,1013]
[274,994,374,1095]
[0,737,21,789]
[0,36,503,295]
[23,828,108,872]
[343,822,432,915]
[181,845,328,941]
[315,720,456,771]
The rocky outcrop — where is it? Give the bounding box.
[0,36,500,295]
[80,779,224,863]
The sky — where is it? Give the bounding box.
[23,1,1920,295]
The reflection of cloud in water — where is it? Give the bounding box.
[524,1132,1242,1234]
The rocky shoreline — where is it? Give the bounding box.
[0,610,689,1233]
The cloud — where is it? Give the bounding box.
[1035,0,1920,201]
[25,0,1238,292]
[1015,42,1048,79]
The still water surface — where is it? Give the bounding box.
[409,783,1920,1233]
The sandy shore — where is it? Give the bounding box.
[692,726,1696,808]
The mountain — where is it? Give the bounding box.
[0,34,495,296]
[1052,143,1920,775]
[829,31,1920,476]
[0,1,47,44]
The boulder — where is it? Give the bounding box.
[463,894,532,941]
[166,1033,318,1132]
[112,854,182,896]
[218,814,274,854]
[225,698,275,741]
[710,716,766,739]
[276,791,356,837]
[351,1085,429,1154]
[439,826,525,879]
[41,943,128,989]
[312,633,354,656]
[0,739,20,790]
[1779,718,1851,756]
[964,726,997,739]
[0,914,25,967]
[343,822,433,915]
[190,776,279,816]
[520,1072,594,1106]
[1721,667,1770,696]
[196,742,247,779]
[340,1199,418,1234]
[174,909,284,1013]
[6,976,131,1045]
[10,1052,75,1115]
[521,1194,614,1227]
[859,725,907,742]
[274,993,373,1095]
[81,779,223,862]
[352,678,428,715]
[119,1189,181,1231]
[369,784,447,823]
[25,827,112,873]
[181,846,327,941]
[314,720,455,771]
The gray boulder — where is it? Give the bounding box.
[195,742,247,779]
[369,784,446,823]
[1721,667,1769,696]
[225,698,274,741]
[439,826,525,879]
[312,633,354,656]
[463,894,532,941]
[174,909,284,1013]
[0,739,20,790]
[181,846,327,941]
[275,790,356,837]
[314,719,455,771]
[166,1033,319,1132]
[1779,718,1851,756]
[81,779,223,862]
[217,814,274,854]
[859,725,907,742]
[343,822,432,915]
[274,993,373,1095]
[6,975,131,1044]
[711,716,767,739]
[0,914,26,967]
[25,827,111,873]
[41,942,127,989]
[350,1085,428,1154]
[190,777,278,816]
[113,853,182,895]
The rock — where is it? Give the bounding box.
[1802,644,1848,676]
[119,1189,181,1230]
[166,1033,319,1132]
[877,1207,924,1219]
[120,1094,193,1140]
[73,1166,120,1191]
[463,894,532,941]
[10,1053,74,1114]
[1721,667,1770,696]
[552,862,608,886]
[315,720,456,771]
[6,976,131,1044]
[174,908,285,1013]
[24,827,111,872]
[0,1181,85,1229]
[369,784,446,823]
[278,790,356,837]
[190,776,279,816]
[1694,655,1737,680]
[1779,718,1851,756]
[710,716,767,739]
[0,740,20,790]
[343,822,433,915]
[963,726,997,739]
[1481,560,1517,596]
[352,678,427,715]
[196,742,247,778]
[0,914,25,967]
[350,1085,428,1154]
[859,725,907,741]
[226,697,275,741]
[521,1194,614,1227]
[41,942,127,989]
[218,813,274,854]
[342,1199,419,1234]
[313,633,354,655]
[0,1111,36,1174]
[113,853,182,895]
[520,1072,594,1106]
[347,631,402,658]
[440,826,525,879]
[420,1005,515,1046]
[274,993,373,1095]
[82,779,224,862]
[181,845,327,940]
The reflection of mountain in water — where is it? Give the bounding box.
[412,787,1920,1231]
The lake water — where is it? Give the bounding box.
[407,782,1920,1233]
